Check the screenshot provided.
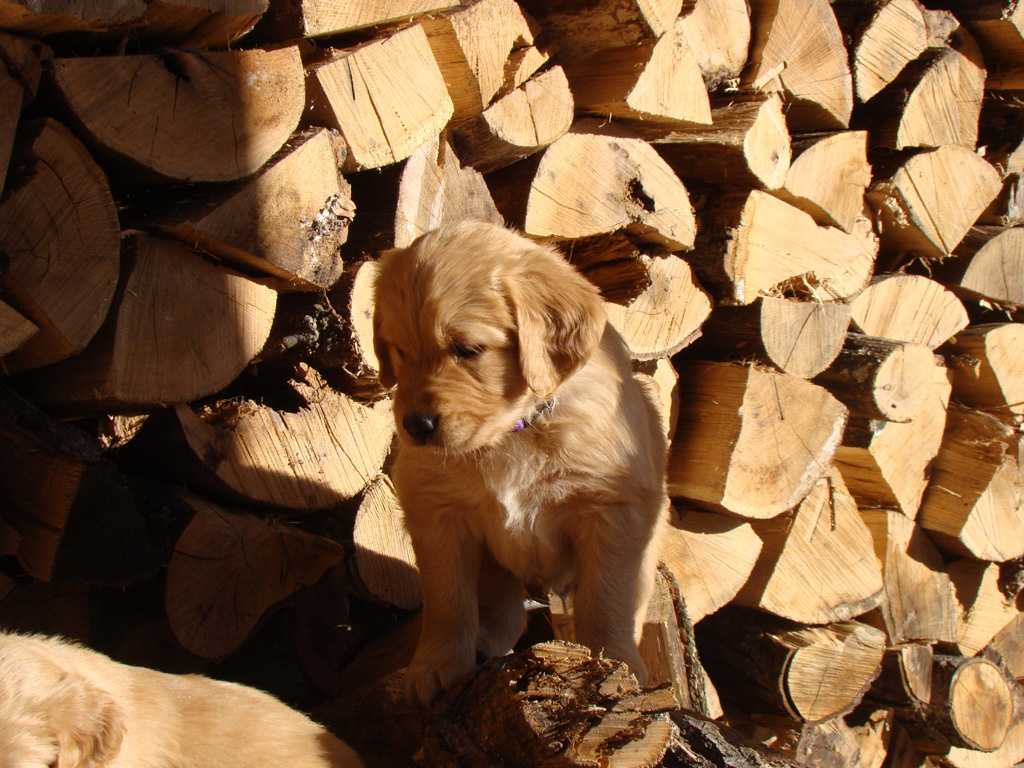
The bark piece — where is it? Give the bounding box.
[0,118,119,373]
[860,509,957,645]
[259,0,462,38]
[773,131,871,233]
[815,334,941,423]
[50,46,303,183]
[689,297,851,379]
[515,0,683,60]
[832,348,950,516]
[699,610,886,723]
[744,0,854,130]
[943,225,1024,309]
[659,506,762,623]
[344,133,501,257]
[866,145,1002,259]
[668,361,848,519]
[859,47,985,151]
[307,25,453,173]
[352,474,421,611]
[490,120,696,250]
[676,0,751,91]
[25,233,277,415]
[917,407,1024,562]
[848,274,968,347]
[420,0,544,122]
[174,366,393,511]
[735,468,884,625]
[645,93,791,191]
[898,655,1014,753]
[948,560,1019,657]
[604,252,712,360]
[451,66,573,174]
[165,493,344,660]
[834,0,930,103]
[944,323,1024,425]
[153,128,354,292]
[687,190,877,305]
[562,16,711,126]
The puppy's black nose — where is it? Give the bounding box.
[403,413,439,440]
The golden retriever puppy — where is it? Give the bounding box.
[0,631,363,768]
[372,220,669,706]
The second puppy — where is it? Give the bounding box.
[372,221,669,706]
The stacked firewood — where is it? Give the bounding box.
[1,0,1023,765]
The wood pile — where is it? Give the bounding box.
[1,0,1024,766]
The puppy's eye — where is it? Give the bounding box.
[450,341,483,361]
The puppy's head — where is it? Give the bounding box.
[0,634,125,768]
[373,221,605,453]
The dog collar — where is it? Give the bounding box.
[514,399,555,432]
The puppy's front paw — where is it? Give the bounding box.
[404,646,476,707]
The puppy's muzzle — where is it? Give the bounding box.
[403,411,440,443]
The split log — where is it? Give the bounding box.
[783,707,891,768]
[659,506,762,623]
[948,560,1019,657]
[0,32,46,105]
[832,0,930,103]
[848,274,969,348]
[562,16,712,126]
[0,301,36,356]
[939,666,1024,768]
[668,361,848,519]
[686,297,851,379]
[307,25,454,173]
[897,654,1014,753]
[917,407,1024,562]
[686,190,877,305]
[743,0,854,130]
[772,131,871,233]
[735,468,884,625]
[451,66,574,174]
[420,0,545,122]
[172,365,393,511]
[352,474,421,611]
[489,120,696,250]
[0,62,19,197]
[867,643,933,708]
[866,145,1002,260]
[831,347,950,516]
[992,614,1024,680]
[147,128,354,292]
[644,93,791,191]
[603,252,712,360]
[859,509,958,646]
[857,47,985,150]
[345,133,501,257]
[815,334,942,423]
[634,358,678,439]
[49,46,304,183]
[699,609,886,724]
[944,323,1024,425]
[422,641,678,767]
[23,233,277,415]
[258,0,462,38]
[676,0,751,92]
[165,493,344,660]
[0,580,90,642]
[941,225,1024,309]
[0,384,156,584]
[515,0,682,60]
[942,1,1024,66]
[0,118,119,373]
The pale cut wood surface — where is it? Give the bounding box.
[266,0,463,37]
[944,323,1024,425]
[849,274,968,347]
[50,46,303,183]
[837,0,929,103]
[309,24,453,172]
[353,475,421,611]
[0,118,119,373]
[947,560,1019,657]
[946,226,1024,308]
[676,0,750,90]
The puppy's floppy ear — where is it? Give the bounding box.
[505,243,606,398]
[48,672,125,768]
[372,253,397,389]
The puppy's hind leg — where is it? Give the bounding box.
[476,555,527,658]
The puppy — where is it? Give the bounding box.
[372,221,669,706]
[0,631,363,768]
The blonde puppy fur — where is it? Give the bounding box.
[0,631,363,768]
[373,221,669,706]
